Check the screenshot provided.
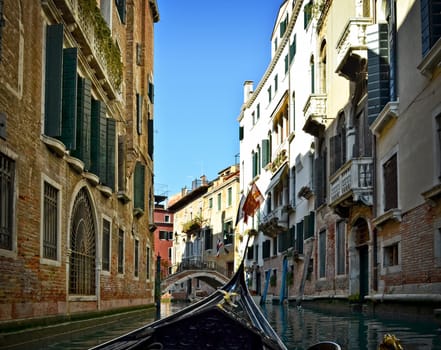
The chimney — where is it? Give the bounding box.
[243,81,254,103]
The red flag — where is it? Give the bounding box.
[242,183,264,223]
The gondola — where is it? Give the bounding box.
[90,248,341,350]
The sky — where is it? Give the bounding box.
[153,1,283,197]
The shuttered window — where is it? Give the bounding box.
[115,0,126,24]
[367,23,389,124]
[91,99,106,178]
[118,135,126,191]
[421,0,441,56]
[136,93,143,135]
[102,218,110,272]
[134,161,145,212]
[204,227,212,250]
[72,76,92,169]
[319,230,326,278]
[106,118,116,190]
[44,24,64,137]
[239,126,244,141]
[60,48,78,150]
[383,153,398,211]
[290,34,296,62]
[262,139,270,167]
[148,118,154,159]
[295,221,304,254]
[262,240,271,259]
[336,221,346,275]
[148,82,155,103]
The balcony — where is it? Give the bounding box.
[303,94,327,137]
[45,0,122,99]
[329,158,373,212]
[259,206,289,238]
[335,18,372,81]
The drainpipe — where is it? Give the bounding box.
[372,135,378,292]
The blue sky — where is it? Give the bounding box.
[153,1,282,197]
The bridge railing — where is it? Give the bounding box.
[173,257,227,277]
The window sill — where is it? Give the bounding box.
[65,155,84,174]
[97,184,112,198]
[117,190,131,203]
[41,134,66,158]
[372,208,402,228]
[421,183,441,206]
[418,38,441,78]
[370,101,399,136]
[68,295,97,302]
[83,172,99,186]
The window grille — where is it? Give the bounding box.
[43,182,58,260]
[69,188,96,295]
[102,219,110,271]
[0,152,14,250]
[134,240,139,277]
[118,228,124,274]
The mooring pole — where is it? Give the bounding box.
[155,254,161,320]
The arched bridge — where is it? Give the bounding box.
[161,260,229,293]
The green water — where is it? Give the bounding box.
[262,303,441,349]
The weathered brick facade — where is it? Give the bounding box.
[0,0,159,323]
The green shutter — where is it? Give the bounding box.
[72,76,91,169]
[148,82,154,103]
[239,126,244,141]
[136,93,142,135]
[134,162,145,211]
[367,23,389,124]
[148,118,154,159]
[118,135,126,191]
[90,99,107,178]
[106,118,116,191]
[59,48,78,150]
[262,139,270,167]
[44,24,64,137]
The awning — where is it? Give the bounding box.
[265,163,288,194]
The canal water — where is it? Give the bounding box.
[4,303,441,349]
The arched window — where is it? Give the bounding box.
[69,187,96,295]
[319,40,327,93]
[310,55,315,94]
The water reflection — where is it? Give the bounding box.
[262,303,441,350]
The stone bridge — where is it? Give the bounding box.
[161,269,229,293]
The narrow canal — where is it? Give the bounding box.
[3,303,441,349]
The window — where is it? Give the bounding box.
[69,188,96,295]
[42,181,59,261]
[319,40,327,94]
[267,86,272,103]
[420,0,441,56]
[383,153,398,211]
[252,111,256,125]
[310,56,315,93]
[387,0,397,100]
[168,247,173,260]
[247,245,254,260]
[319,230,326,278]
[227,187,232,207]
[278,228,294,252]
[280,14,288,38]
[204,227,213,250]
[164,215,170,223]
[209,197,213,209]
[100,0,112,27]
[217,193,222,211]
[146,246,151,279]
[115,0,126,23]
[436,115,441,178]
[0,0,4,61]
[262,139,270,167]
[274,74,278,93]
[336,221,346,275]
[102,218,111,272]
[0,152,14,251]
[134,239,139,277]
[272,237,277,256]
[383,243,399,267]
[262,240,271,259]
[285,54,289,74]
[224,221,234,245]
[257,104,260,120]
[295,221,304,254]
[289,34,296,63]
[134,162,145,213]
[118,135,126,193]
[304,1,313,29]
[159,231,173,240]
[136,43,142,65]
[118,228,124,274]
[303,212,315,240]
[136,93,143,135]
[330,113,347,175]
